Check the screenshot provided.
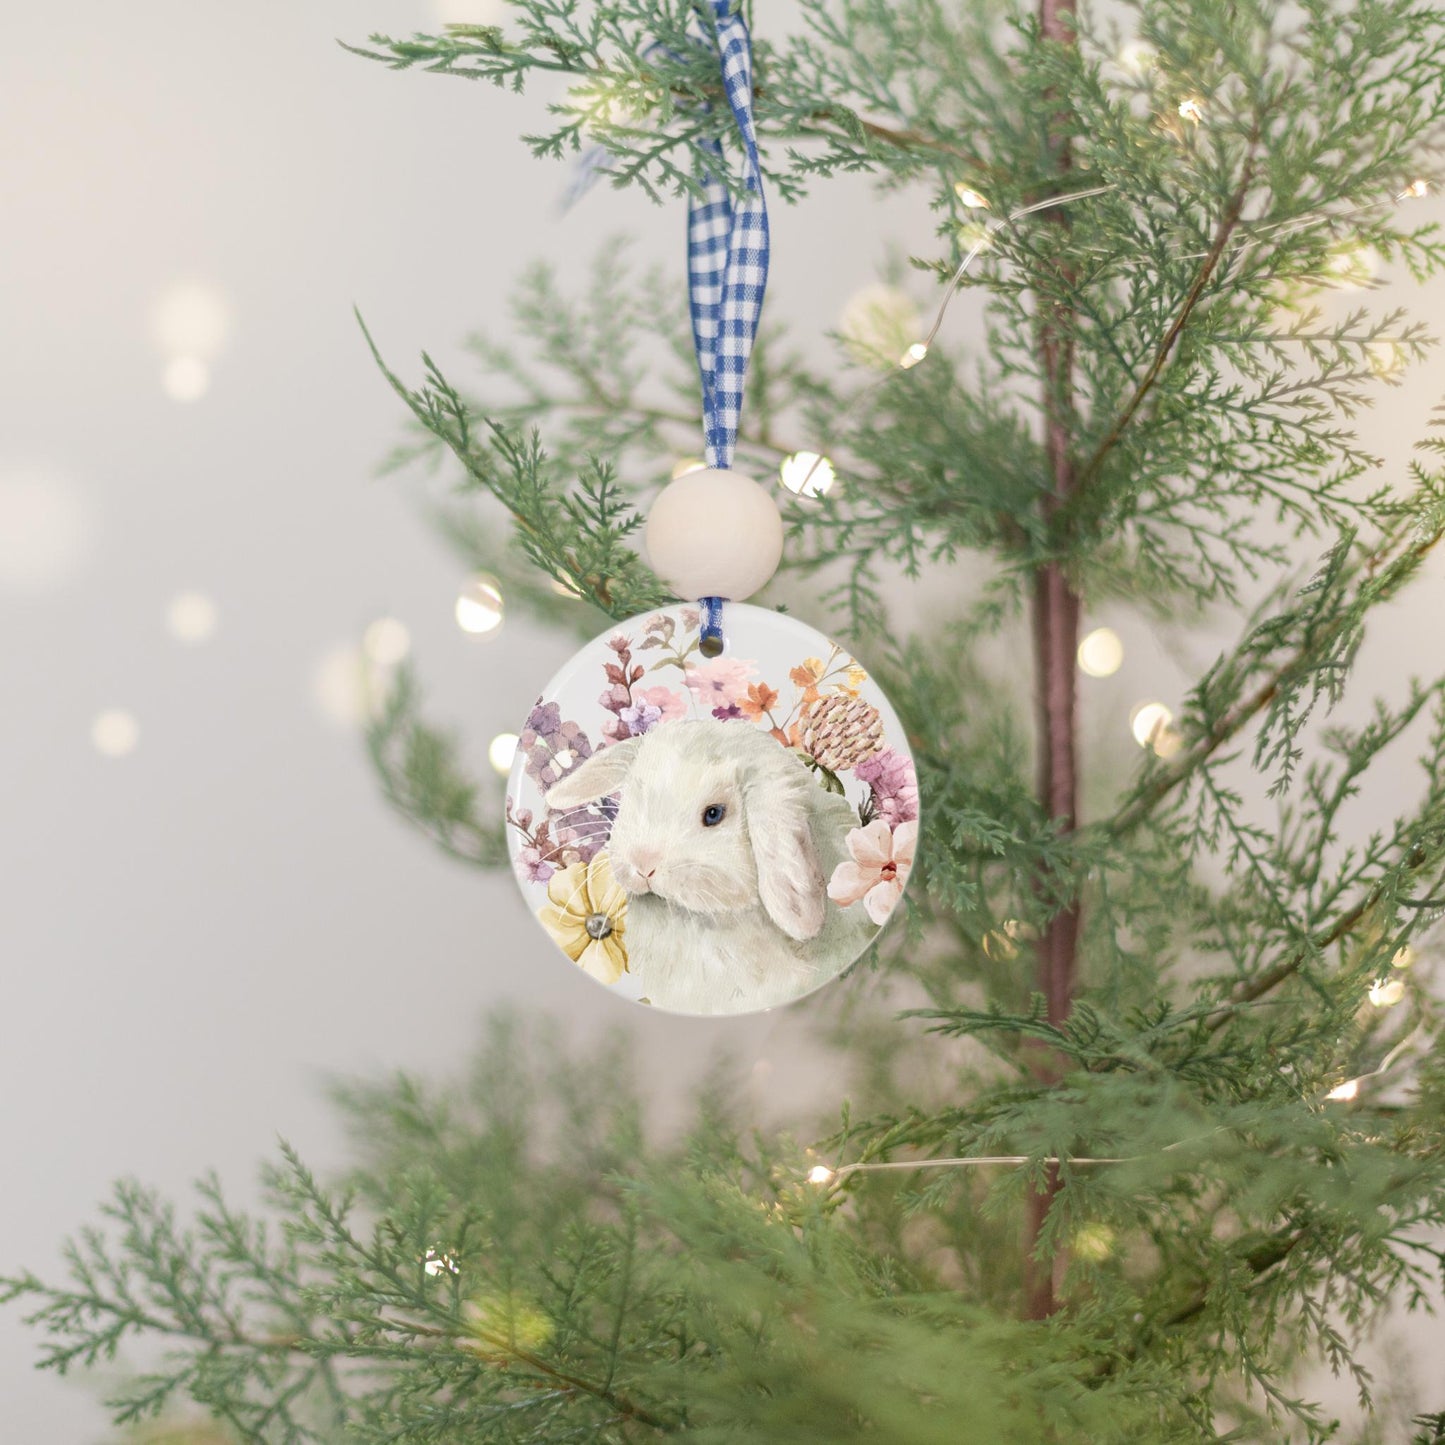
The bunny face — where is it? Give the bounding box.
[545,719,829,942]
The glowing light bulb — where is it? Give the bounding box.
[1392,945,1416,969]
[1403,179,1429,199]
[488,732,519,775]
[162,356,210,402]
[954,185,990,209]
[779,452,836,498]
[91,709,139,758]
[1177,97,1205,124]
[166,591,218,643]
[455,574,504,636]
[807,1165,836,1185]
[1326,1078,1360,1102]
[363,616,411,667]
[1130,701,1174,750]
[1368,977,1405,1008]
[671,457,706,480]
[1077,627,1124,678]
[900,341,929,369]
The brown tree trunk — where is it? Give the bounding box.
[1023,0,1080,1323]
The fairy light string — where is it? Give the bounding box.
[788,173,1432,498]
[805,1019,1428,1189]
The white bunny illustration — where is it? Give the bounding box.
[545,718,877,1014]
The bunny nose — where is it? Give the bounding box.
[628,848,661,883]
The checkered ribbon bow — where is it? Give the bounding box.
[688,0,769,471]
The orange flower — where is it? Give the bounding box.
[740,682,780,720]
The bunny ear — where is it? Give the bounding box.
[744,774,826,942]
[546,738,643,811]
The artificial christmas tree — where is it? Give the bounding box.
[10,0,1445,1439]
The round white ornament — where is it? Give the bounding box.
[506,603,920,1016]
[643,469,784,603]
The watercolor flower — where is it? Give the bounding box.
[618,700,663,735]
[519,843,556,884]
[854,747,920,827]
[685,655,757,707]
[519,702,594,792]
[828,819,916,926]
[537,851,628,983]
[739,682,780,721]
[635,685,688,723]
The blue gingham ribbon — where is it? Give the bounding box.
[689,1,769,471]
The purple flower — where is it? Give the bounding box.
[712,703,743,721]
[519,845,556,883]
[854,747,919,827]
[618,700,663,735]
[523,700,561,739]
[598,682,633,715]
[523,717,594,793]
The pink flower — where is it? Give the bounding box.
[854,747,920,826]
[685,656,756,707]
[827,819,916,926]
[635,685,688,723]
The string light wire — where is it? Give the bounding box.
[790,175,1431,497]
[810,1018,1427,1187]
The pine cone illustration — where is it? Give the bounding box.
[801,693,885,771]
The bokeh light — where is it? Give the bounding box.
[311,644,370,728]
[1130,701,1175,752]
[162,356,211,403]
[488,732,519,775]
[0,470,95,594]
[433,0,506,20]
[166,592,218,644]
[838,283,921,368]
[779,451,836,498]
[363,616,412,667]
[91,709,139,758]
[1368,977,1406,1008]
[1077,627,1124,678]
[1118,40,1157,74]
[151,280,232,360]
[455,574,504,636]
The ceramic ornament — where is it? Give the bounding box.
[504,1,918,1013]
[505,604,919,1015]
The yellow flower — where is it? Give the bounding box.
[845,663,868,693]
[537,852,628,983]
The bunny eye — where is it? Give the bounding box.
[701,803,726,828]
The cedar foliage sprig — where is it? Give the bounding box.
[13,0,1445,1439]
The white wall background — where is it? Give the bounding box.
[2,2,1443,1439]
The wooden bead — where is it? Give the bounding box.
[643,468,783,601]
